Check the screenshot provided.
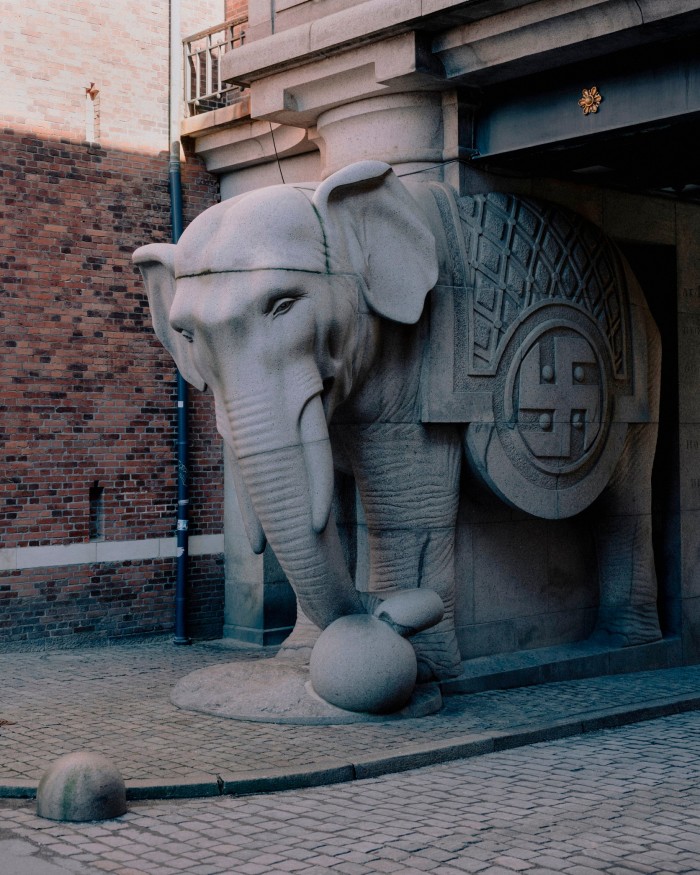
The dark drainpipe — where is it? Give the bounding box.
[170,0,190,645]
[170,156,190,646]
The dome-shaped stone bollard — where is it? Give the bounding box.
[310,614,417,714]
[37,752,127,822]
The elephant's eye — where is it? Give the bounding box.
[270,297,296,318]
[177,329,194,343]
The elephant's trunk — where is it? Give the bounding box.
[225,392,364,630]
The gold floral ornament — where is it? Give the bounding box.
[579,86,602,115]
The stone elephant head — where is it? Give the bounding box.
[133,162,440,636]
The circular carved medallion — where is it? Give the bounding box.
[502,320,608,479]
[465,304,628,519]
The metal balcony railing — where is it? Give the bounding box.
[183,16,247,116]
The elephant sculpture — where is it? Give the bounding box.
[134,160,661,712]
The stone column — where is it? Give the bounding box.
[315,92,446,180]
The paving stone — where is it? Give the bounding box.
[1,645,700,874]
[492,856,533,871]
[0,641,700,789]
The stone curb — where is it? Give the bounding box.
[3,693,700,802]
[0,779,37,799]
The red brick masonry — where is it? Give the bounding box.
[1,129,224,644]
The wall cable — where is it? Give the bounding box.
[269,122,286,183]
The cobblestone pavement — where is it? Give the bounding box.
[2,640,700,785]
[1,711,699,874]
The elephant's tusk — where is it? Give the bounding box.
[299,394,335,535]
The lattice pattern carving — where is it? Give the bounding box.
[456,193,629,379]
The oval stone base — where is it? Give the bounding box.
[171,659,442,724]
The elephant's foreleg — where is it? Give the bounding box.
[337,422,463,681]
[364,524,463,680]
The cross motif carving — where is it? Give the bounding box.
[518,336,600,460]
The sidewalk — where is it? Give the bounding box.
[2,638,699,801]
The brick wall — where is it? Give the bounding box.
[1,0,232,645]
[225,0,248,19]
[1,131,223,548]
[0,555,224,644]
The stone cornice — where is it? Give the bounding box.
[434,0,700,86]
[224,0,700,89]
[221,0,544,86]
[220,0,700,130]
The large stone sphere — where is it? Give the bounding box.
[37,752,127,822]
[310,614,417,714]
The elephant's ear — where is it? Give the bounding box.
[312,161,438,324]
[132,243,207,391]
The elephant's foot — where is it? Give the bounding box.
[410,617,463,682]
[277,607,321,665]
[590,602,662,648]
